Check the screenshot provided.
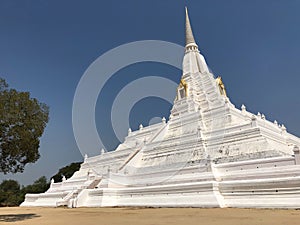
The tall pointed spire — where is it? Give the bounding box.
[185,7,196,46]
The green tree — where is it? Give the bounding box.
[51,162,82,182]
[22,176,50,194]
[0,179,21,206]
[0,78,49,174]
[0,177,50,207]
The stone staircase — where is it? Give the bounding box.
[56,178,101,207]
[118,123,168,172]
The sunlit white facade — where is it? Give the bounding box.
[22,8,300,208]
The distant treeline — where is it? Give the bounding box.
[0,176,49,207]
[0,162,82,207]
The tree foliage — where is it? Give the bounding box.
[0,177,50,207]
[51,162,82,182]
[0,160,83,206]
[21,176,50,194]
[0,179,21,206]
[0,78,49,174]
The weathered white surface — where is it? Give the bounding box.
[21,8,300,208]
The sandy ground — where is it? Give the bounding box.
[0,207,300,225]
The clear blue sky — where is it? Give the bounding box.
[1,0,300,185]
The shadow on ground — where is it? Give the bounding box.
[0,213,40,222]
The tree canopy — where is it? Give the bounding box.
[0,179,21,206]
[0,160,83,206]
[21,176,49,194]
[0,176,50,207]
[0,78,49,174]
[51,162,82,182]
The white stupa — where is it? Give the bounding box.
[22,8,300,208]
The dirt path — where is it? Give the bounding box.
[0,207,299,225]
